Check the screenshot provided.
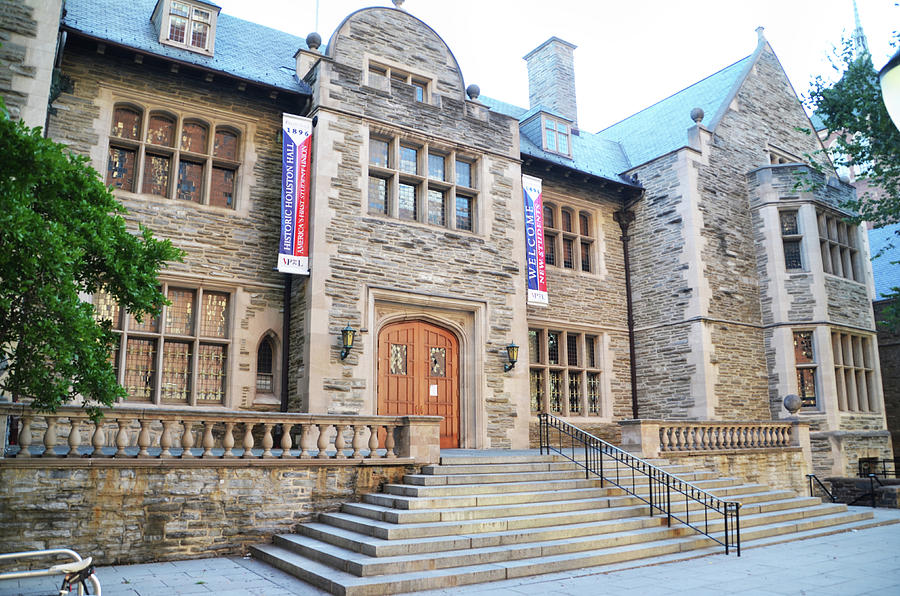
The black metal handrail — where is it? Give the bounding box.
[539,413,741,556]
[858,459,899,479]
[848,473,884,508]
[806,473,837,502]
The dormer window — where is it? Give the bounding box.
[153,0,219,55]
[543,117,571,156]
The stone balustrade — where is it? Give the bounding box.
[620,419,811,458]
[0,405,441,464]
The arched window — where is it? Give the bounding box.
[256,337,275,393]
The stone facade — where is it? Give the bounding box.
[44,29,298,411]
[875,300,900,458]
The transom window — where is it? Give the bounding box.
[92,284,231,406]
[542,203,594,272]
[529,328,603,416]
[368,133,477,232]
[367,62,431,103]
[780,210,803,271]
[159,0,218,54]
[793,330,817,408]
[543,117,571,156]
[107,103,241,209]
[818,212,860,282]
[832,332,876,412]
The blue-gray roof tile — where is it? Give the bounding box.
[595,55,753,167]
[869,223,900,300]
[62,0,311,95]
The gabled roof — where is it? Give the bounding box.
[595,54,755,167]
[62,0,311,95]
[868,223,900,300]
[480,96,635,186]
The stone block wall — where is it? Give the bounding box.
[875,300,900,458]
[0,461,414,567]
[46,37,297,410]
[663,448,810,494]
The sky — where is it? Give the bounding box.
[213,0,899,133]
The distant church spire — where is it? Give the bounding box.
[851,0,870,57]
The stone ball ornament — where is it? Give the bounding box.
[466,84,481,100]
[306,32,322,51]
[783,394,802,416]
[690,107,704,124]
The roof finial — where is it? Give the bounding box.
[690,107,704,124]
[755,26,765,45]
[392,0,406,9]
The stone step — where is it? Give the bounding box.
[318,498,650,540]
[299,512,665,557]
[363,483,626,510]
[344,493,648,524]
[437,453,565,466]
[401,469,588,486]
[420,461,579,475]
[383,477,604,498]
[274,522,695,577]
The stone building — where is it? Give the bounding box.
[1,0,891,475]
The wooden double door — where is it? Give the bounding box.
[377,320,459,448]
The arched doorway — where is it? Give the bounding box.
[377,320,459,448]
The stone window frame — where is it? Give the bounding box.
[832,331,878,413]
[542,202,595,273]
[779,209,804,271]
[367,132,478,233]
[366,60,431,103]
[528,328,604,417]
[792,330,818,409]
[106,100,243,210]
[92,282,233,407]
[156,0,219,56]
[542,115,572,157]
[817,211,861,283]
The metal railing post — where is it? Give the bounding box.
[666,474,672,527]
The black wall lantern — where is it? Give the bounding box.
[340,324,356,360]
[503,342,519,372]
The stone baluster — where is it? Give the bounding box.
[91,418,106,457]
[67,417,82,458]
[181,420,195,458]
[18,415,33,458]
[298,424,311,458]
[368,424,381,457]
[241,422,255,458]
[659,427,669,452]
[733,426,742,448]
[352,425,364,458]
[160,420,175,458]
[42,415,58,457]
[202,420,216,458]
[280,423,293,458]
[676,427,686,451]
[222,422,235,458]
[261,423,274,458]
[334,425,348,459]
[317,424,331,459]
[114,418,129,457]
[385,425,396,458]
[137,418,152,457]
[699,426,708,450]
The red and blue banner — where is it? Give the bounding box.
[522,174,548,305]
[278,113,312,275]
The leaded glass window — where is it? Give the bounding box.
[430,347,446,377]
[390,344,408,375]
[530,329,603,417]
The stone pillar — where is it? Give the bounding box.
[395,416,441,464]
[618,419,662,458]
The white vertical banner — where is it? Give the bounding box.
[278,113,312,275]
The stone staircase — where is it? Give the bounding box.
[251,451,876,595]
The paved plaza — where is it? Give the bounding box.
[2,508,898,596]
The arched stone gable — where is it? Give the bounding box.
[326,7,466,99]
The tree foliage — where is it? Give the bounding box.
[0,102,183,416]
[805,35,900,327]
[806,37,900,226]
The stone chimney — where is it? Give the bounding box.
[524,37,578,127]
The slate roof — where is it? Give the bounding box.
[868,223,900,300]
[62,0,311,95]
[595,55,754,168]
[479,52,757,186]
[480,96,634,185]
